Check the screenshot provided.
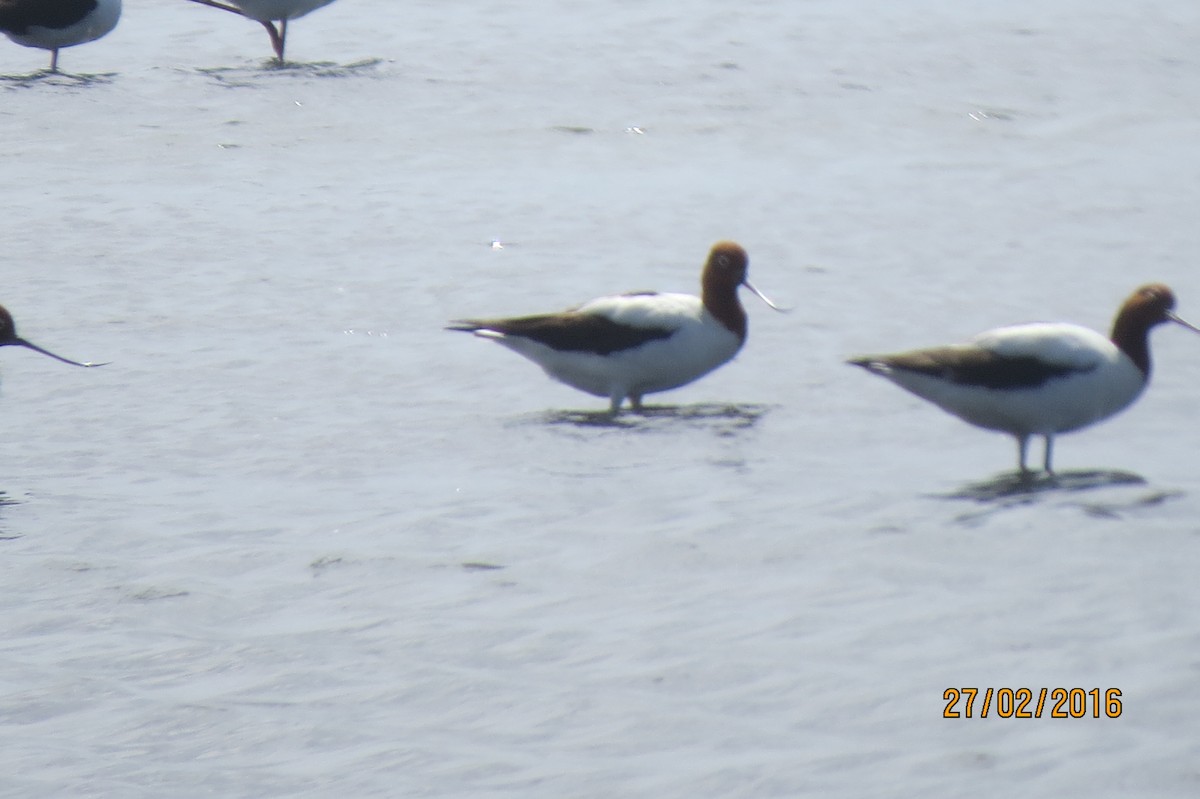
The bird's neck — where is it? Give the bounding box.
[1110,316,1151,377]
[703,285,747,339]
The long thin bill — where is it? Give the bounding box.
[17,338,109,368]
[743,279,790,313]
[1168,311,1200,335]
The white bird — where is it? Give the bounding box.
[0,303,108,370]
[449,241,785,415]
[183,0,336,62]
[849,284,1200,473]
[0,0,121,72]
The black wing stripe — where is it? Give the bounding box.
[876,347,1094,389]
[453,313,675,356]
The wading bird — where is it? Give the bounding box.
[449,241,785,415]
[849,284,1199,473]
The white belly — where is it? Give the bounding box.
[230,0,336,22]
[888,355,1146,436]
[5,0,121,50]
[493,312,742,402]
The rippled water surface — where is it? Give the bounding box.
[3,1,1200,796]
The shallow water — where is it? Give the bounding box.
[3,0,1200,796]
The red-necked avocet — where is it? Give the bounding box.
[0,0,121,72]
[183,0,336,62]
[449,241,785,415]
[849,284,1199,474]
[0,303,108,370]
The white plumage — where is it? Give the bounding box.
[478,293,743,407]
[874,324,1144,437]
[851,284,1199,473]
[0,0,121,72]
[224,0,335,22]
[450,241,783,415]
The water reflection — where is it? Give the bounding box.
[945,470,1147,502]
[0,71,116,88]
[527,402,771,432]
[195,58,383,86]
[0,492,20,540]
[939,469,1185,524]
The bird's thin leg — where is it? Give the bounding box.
[608,391,625,417]
[630,394,645,414]
[278,18,288,61]
[182,0,285,61]
[1017,435,1031,476]
[1043,435,1055,475]
[49,48,59,72]
[263,20,285,61]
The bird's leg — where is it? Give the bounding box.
[630,394,645,414]
[277,18,288,62]
[49,48,59,72]
[1043,435,1055,475]
[263,20,285,61]
[1016,435,1031,477]
[181,0,285,61]
[608,391,627,417]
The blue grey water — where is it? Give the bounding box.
[2,0,1200,795]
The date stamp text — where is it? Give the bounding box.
[943,688,1122,719]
